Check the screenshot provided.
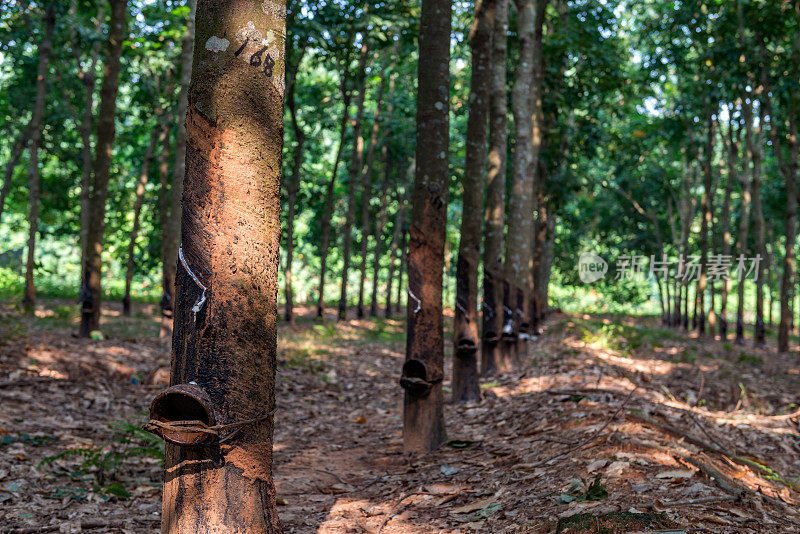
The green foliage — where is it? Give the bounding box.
[38,420,164,495]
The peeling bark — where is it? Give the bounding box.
[159,0,285,530]
[79,0,127,337]
[403,0,450,453]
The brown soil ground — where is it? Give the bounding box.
[1,301,799,533]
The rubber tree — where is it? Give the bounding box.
[283,26,308,324]
[338,42,370,321]
[696,104,714,336]
[501,0,537,370]
[401,0,451,453]
[453,0,495,402]
[152,0,286,530]
[79,0,127,337]
[122,128,159,315]
[160,0,197,340]
[23,6,55,310]
[481,0,508,375]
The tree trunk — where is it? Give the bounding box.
[284,42,307,325]
[0,126,32,225]
[501,0,539,370]
[356,69,387,318]
[69,0,104,269]
[157,120,173,337]
[154,1,285,530]
[385,162,411,318]
[717,118,736,341]
[750,105,767,347]
[122,129,158,315]
[160,0,197,340]
[481,0,508,376]
[696,105,714,336]
[79,0,127,338]
[735,111,753,345]
[338,43,370,321]
[22,7,55,311]
[396,228,408,314]
[453,0,494,403]
[369,131,394,317]
[402,0,451,453]
[317,95,350,319]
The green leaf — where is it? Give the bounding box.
[103,483,130,499]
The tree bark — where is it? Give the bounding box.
[717,117,736,340]
[453,0,495,403]
[402,0,451,453]
[79,0,127,338]
[0,126,32,226]
[357,67,387,318]
[481,0,508,376]
[283,40,307,325]
[22,6,55,310]
[338,42,370,321]
[750,105,767,347]
[317,92,350,319]
[161,0,197,340]
[369,116,394,317]
[69,0,104,269]
[156,0,285,530]
[122,129,158,316]
[696,105,714,336]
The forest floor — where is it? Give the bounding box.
[1,300,800,533]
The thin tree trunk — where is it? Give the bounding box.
[735,109,753,345]
[122,129,158,315]
[154,1,285,530]
[750,105,767,347]
[481,0,508,376]
[338,42,370,321]
[369,142,393,317]
[385,161,412,318]
[22,7,55,310]
[0,126,31,225]
[402,0,451,453]
[696,104,714,336]
[356,68,387,317]
[317,96,350,319]
[453,0,494,403]
[157,120,173,336]
[160,0,197,340]
[79,0,127,338]
[717,117,736,340]
[284,41,307,324]
[69,0,104,268]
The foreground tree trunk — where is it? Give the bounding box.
[23,7,55,310]
[481,0,508,376]
[153,1,285,530]
[79,0,127,337]
[402,0,451,453]
[453,0,495,403]
[122,129,158,315]
[160,0,197,341]
[338,43,370,321]
[284,41,307,325]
